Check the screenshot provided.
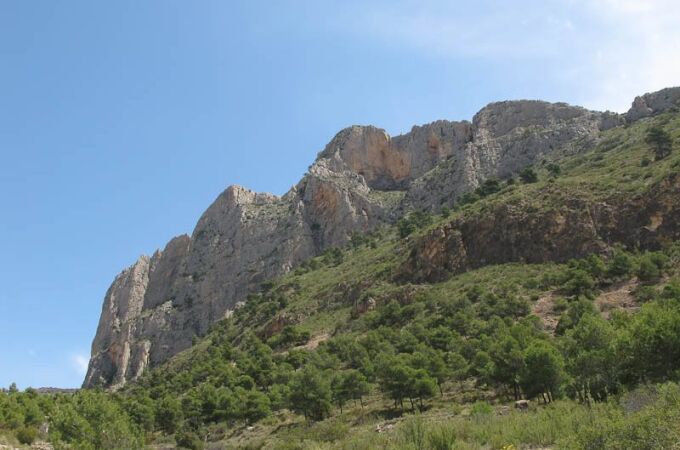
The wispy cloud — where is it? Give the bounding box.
[70,353,89,376]
[574,0,680,111]
[336,1,578,60]
[328,0,680,112]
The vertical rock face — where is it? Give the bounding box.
[318,121,473,190]
[84,255,152,389]
[84,88,680,388]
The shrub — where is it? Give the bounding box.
[564,383,680,449]
[397,218,417,238]
[553,298,569,313]
[475,178,501,197]
[470,401,493,417]
[608,250,634,278]
[397,211,433,238]
[306,420,350,443]
[547,163,561,176]
[519,167,538,184]
[16,426,38,445]
[458,191,480,206]
[398,415,427,450]
[634,285,658,303]
[175,429,204,450]
[427,425,458,450]
[637,257,660,283]
[563,269,596,297]
[662,279,680,300]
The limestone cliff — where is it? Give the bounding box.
[84,87,680,388]
[84,120,466,388]
[404,101,622,211]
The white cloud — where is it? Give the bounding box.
[329,0,680,112]
[71,353,89,376]
[336,1,577,60]
[574,0,680,111]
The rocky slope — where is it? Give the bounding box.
[84,87,680,388]
[398,173,680,284]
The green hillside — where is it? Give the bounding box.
[3,112,680,449]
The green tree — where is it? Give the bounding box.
[561,314,619,402]
[239,389,271,424]
[619,301,680,384]
[156,395,182,434]
[122,395,155,432]
[520,341,565,403]
[376,355,412,411]
[240,335,276,390]
[446,351,469,388]
[288,366,332,421]
[343,369,370,408]
[331,373,348,413]
[555,298,597,335]
[645,125,673,160]
[409,369,437,410]
[213,387,238,422]
[50,392,142,450]
[410,347,449,396]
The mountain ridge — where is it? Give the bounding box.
[84,87,680,389]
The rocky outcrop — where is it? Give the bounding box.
[626,87,680,122]
[398,173,680,283]
[85,88,678,388]
[318,121,472,191]
[404,101,621,211]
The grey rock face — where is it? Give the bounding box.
[318,121,472,190]
[85,89,670,388]
[84,255,152,389]
[404,100,615,211]
[626,87,680,122]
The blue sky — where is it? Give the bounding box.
[1,0,679,389]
